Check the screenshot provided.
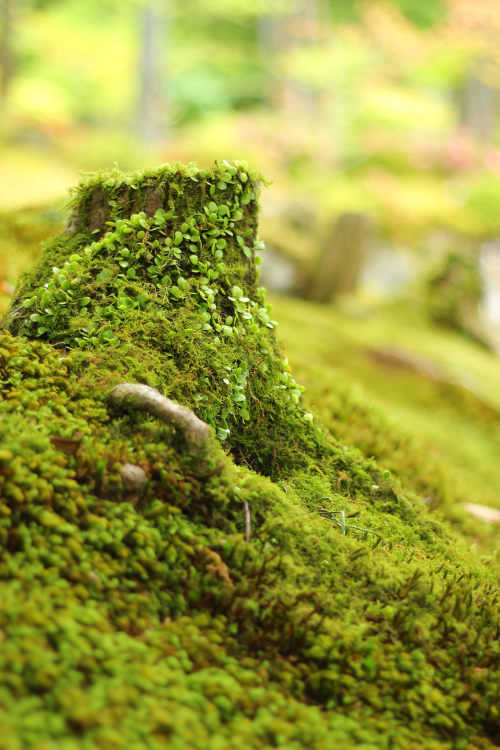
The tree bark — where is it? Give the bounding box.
[0,0,13,109]
[137,0,167,144]
[458,72,496,143]
[299,212,372,303]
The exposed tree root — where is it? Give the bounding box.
[109,383,211,472]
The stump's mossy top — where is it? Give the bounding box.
[0,162,499,750]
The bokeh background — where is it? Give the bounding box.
[2,0,500,333]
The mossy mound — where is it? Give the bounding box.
[1,163,499,750]
[3,162,319,477]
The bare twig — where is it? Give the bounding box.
[244,500,251,544]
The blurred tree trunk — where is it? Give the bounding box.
[300,213,372,303]
[458,72,496,143]
[0,0,13,109]
[137,0,167,144]
[258,0,324,115]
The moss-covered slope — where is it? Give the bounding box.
[0,163,499,750]
[276,293,500,546]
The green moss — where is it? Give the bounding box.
[0,163,499,750]
[274,293,500,555]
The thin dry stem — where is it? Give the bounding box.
[244,500,251,544]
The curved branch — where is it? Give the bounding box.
[109,384,211,469]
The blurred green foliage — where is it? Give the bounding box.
[2,0,500,244]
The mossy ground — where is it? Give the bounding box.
[274,294,500,558]
[0,164,499,750]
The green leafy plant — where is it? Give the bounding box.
[317,498,384,547]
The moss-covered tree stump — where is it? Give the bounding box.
[0,162,499,750]
[3,161,317,476]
